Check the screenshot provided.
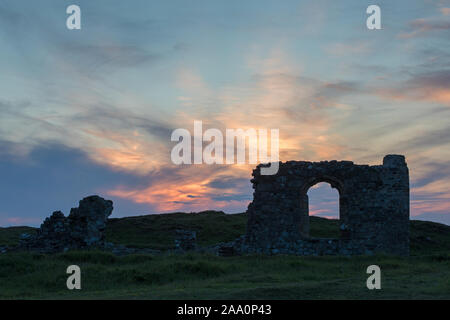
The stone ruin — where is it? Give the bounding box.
[175,230,197,251]
[238,155,410,255]
[7,154,410,256]
[20,196,113,253]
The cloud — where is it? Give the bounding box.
[0,142,152,226]
[168,48,354,170]
[412,48,450,71]
[411,159,450,189]
[0,217,42,227]
[0,100,75,148]
[403,127,450,153]
[376,70,450,105]
[308,182,339,219]
[325,42,371,56]
[107,164,253,213]
[57,44,161,78]
[0,98,175,175]
[1,1,450,227]
[206,176,250,190]
[399,17,450,38]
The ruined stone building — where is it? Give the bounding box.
[242,155,410,255]
[19,196,113,253]
[11,155,410,257]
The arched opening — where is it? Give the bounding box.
[298,178,343,239]
[307,182,340,238]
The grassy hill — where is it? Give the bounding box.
[3,211,449,254]
[106,212,450,255]
[0,226,37,247]
[106,211,248,250]
[0,212,449,299]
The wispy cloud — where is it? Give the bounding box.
[1,0,450,226]
[399,17,450,38]
[375,70,450,105]
[325,42,371,56]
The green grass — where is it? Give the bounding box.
[105,211,248,250]
[409,219,450,255]
[0,251,449,299]
[0,212,449,299]
[0,226,36,247]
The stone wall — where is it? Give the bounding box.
[242,155,410,255]
[175,229,197,251]
[19,196,113,253]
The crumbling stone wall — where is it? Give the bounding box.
[175,229,197,251]
[20,196,113,253]
[242,155,410,255]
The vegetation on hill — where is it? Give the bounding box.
[0,226,36,247]
[0,212,449,299]
[106,211,248,250]
[2,211,450,255]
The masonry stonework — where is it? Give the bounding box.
[19,196,113,253]
[242,155,410,255]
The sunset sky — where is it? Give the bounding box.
[1,0,450,226]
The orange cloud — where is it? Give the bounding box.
[99,48,357,211]
[440,8,450,16]
[377,87,450,105]
[398,17,450,38]
[411,199,450,215]
[107,165,252,212]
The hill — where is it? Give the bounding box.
[0,212,449,299]
[2,211,449,255]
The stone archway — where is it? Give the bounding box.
[299,181,341,239]
[243,155,410,255]
[298,176,345,239]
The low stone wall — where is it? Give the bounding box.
[235,238,374,256]
[175,229,197,251]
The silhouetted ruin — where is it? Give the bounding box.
[19,196,113,253]
[239,155,410,255]
[5,155,410,256]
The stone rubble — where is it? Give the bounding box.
[175,229,197,251]
[18,195,113,253]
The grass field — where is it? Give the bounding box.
[0,211,449,299]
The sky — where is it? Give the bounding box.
[1,0,450,226]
